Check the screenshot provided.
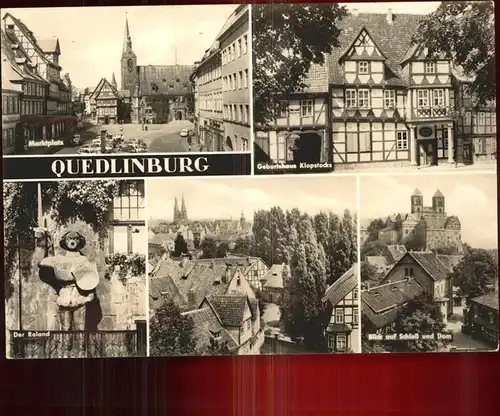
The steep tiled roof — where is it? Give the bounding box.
[471,293,499,311]
[138,65,195,96]
[151,258,244,309]
[326,13,423,85]
[206,294,250,326]
[444,216,461,230]
[385,245,407,263]
[262,264,287,288]
[409,252,450,281]
[183,307,239,351]
[412,188,423,196]
[362,278,424,328]
[322,265,357,306]
[437,255,464,271]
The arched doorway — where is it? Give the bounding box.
[176,111,183,120]
[225,136,233,151]
[294,132,322,164]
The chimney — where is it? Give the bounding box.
[187,289,196,309]
[180,253,189,268]
[387,8,393,24]
[100,129,107,153]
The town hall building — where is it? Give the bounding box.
[120,16,195,124]
[254,10,496,169]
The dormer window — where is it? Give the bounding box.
[425,61,436,74]
[358,61,369,74]
[160,291,169,300]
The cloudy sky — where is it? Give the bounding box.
[344,2,440,14]
[3,5,237,89]
[147,175,357,221]
[360,174,498,249]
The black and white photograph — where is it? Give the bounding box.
[252,2,496,174]
[1,4,250,155]
[4,180,147,358]
[147,176,359,356]
[360,173,498,353]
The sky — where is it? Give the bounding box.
[360,173,498,249]
[2,5,237,89]
[343,2,440,14]
[147,176,357,222]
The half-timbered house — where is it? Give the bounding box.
[322,266,360,353]
[92,78,120,125]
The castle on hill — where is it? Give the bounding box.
[378,189,462,252]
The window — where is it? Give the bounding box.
[327,335,335,349]
[336,335,347,351]
[279,101,289,118]
[417,89,429,107]
[245,320,251,331]
[238,71,243,89]
[353,308,359,324]
[384,90,395,108]
[397,131,408,150]
[335,308,344,324]
[113,181,145,221]
[404,267,414,277]
[237,39,242,57]
[358,89,370,108]
[358,61,369,74]
[346,89,357,108]
[353,288,358,300]
[425,61,436,73]
[241,138,249,151]
[359,132,371,152]
[243,69,248,88]
[300,100,313,117]
[346,132,358,152]
[433,89,445,107]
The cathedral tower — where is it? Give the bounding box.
[411,188,423,214]
[240,210,246,230]
[180,194,188,222]
[121,14,137,95]
[432,189,445,214]
[111,72,117,90]
[174,197,180,222]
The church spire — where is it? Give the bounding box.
[111,72,117,89]
[180,194,187,221]
[174,197,179,222]
[123,14,133,54]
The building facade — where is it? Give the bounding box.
[120,16,195,124]
[191,5,250,152]
[322,266,360,353]
[378,189,462,252]
[462,292,499,348]
[255,11,496,169]
[2,13,76,152]
[219,5,250,152]
[92,77,120,124]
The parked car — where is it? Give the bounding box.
[77,144,95,154]
[135,143,148,153]
[118,144,138,153]
[180,129,189,137]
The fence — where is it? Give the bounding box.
[10,320,147,359]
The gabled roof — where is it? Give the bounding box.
[326,13,423,86]
[183,306,239,351]
[91,77,119,100]
[263,264,287,289]
[338,26,387,62]
[409,251,451,281]
[37,38,60,54]
[322,265,358,306]
[205,294,253,326]
[471,293,499,311]
[385,245,407,263]
[362,278,424,328]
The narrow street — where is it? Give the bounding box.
[446,306,492,351]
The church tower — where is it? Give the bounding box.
[240,210,246,230]
[432,189,445,214]
[121,14,137,95]
[173,197,180,223]
[180,194,188,222]
[411,189,423,214]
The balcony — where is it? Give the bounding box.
[409,106,454,121]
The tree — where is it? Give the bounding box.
[412,1,495,106]
[149,300,198,356]
[174,234,188,257]
[200,236,218,259]
[361,240,386,258]
[253,3,348,125]
[215,241,229,258]
[360,261,382,283]
[204,337,231,356]
[365,218,386,242]
[232,236,254,256]
[392,293,450,352]
[450,248,497,299]
[432,245,460,255]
